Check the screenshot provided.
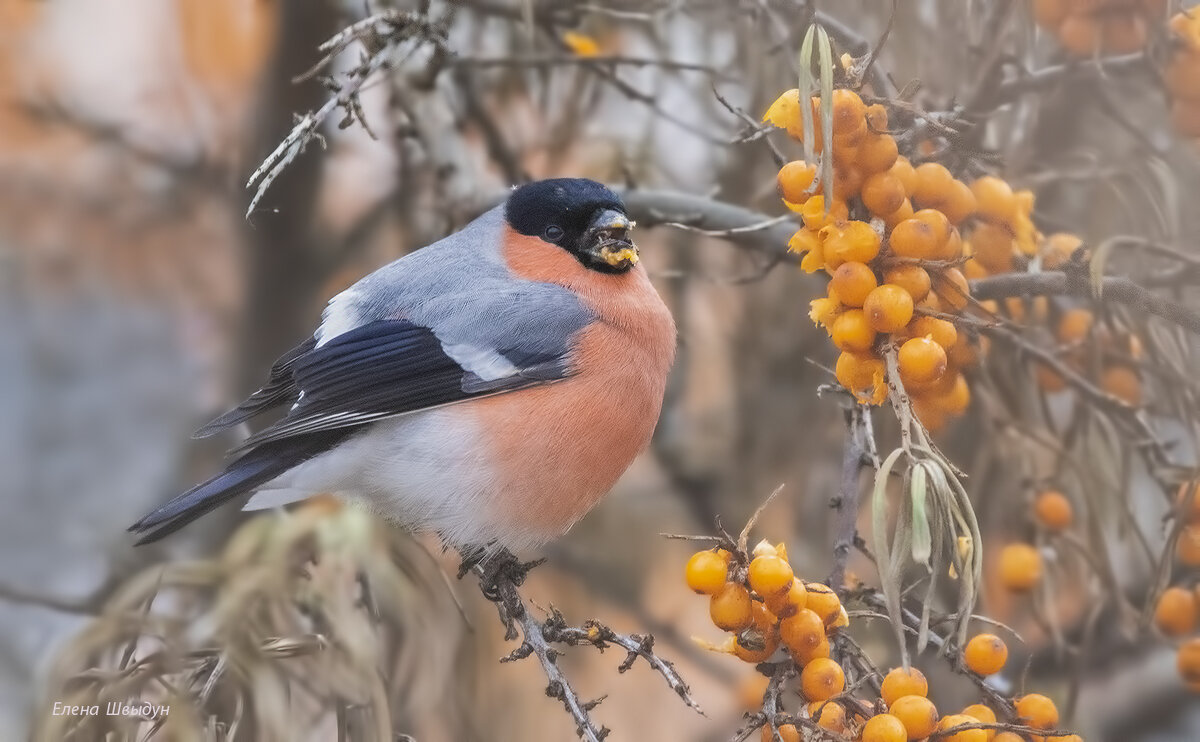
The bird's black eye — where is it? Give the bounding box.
[543,225,564,243]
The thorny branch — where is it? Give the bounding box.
[827,405,873,595]
[245,10,448,218]
[463,549,702,741]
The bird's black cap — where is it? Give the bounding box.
[506,179,636,273]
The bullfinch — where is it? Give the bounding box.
[129,178,676,550]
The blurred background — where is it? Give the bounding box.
[2,0,1199,740]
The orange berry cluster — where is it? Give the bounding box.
[1167,10,1200,139]
[686,541,846,667]
[764,87,981,431]
[1033,0,1165,56]
[1156,481,1200,692]
[1033,307,1145,405]
[994,491,1075,592]
[689,543,1079,740]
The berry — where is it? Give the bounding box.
[1033,0,1069,27]
[932,267,970,311]
[889,694,939,740]
[1100,365,1141,406]
[911,209,952,250]
[890,216,945,260]
[999,543,1043,591]
[685,550,729,594]
[964,633,1008,676]
[1033,490,1074,532]
[891,156,918,195]
[1155,586,1198,637]
[778,160,817,204]
[970,176,1017,223]
[830,88,867,136]
[791,636,832,666]
[760,724,800,742]
[881,666,928,706]
[710,582,754,631]
[1014,693,1059,731]
[937,714,988,742]
[780,608,826,655]
[737,673,770,711]
[1056,309,1094,345]
[800,196,850,232]
[912,162,955,207]
[898,337,948,388]
[862,171,906,216]
[861,714,908,742]
[1178,525,1200,567]
[764,578,808,618]
[830,262,879,307]
[748,555,794,598]
[865,284,916,333]
[907,316,958,349]
[883,198,915,230]
[1179,637,1200,683]
[804,582,842,626]
[866,103,889,132]
[832,309,877,353]
[935,373,971,416]
[858,133,900,173]
[800,657,845,702]
[827,220,882,264]
[1058,12,1101,56]
[961,703,997,738]
[970,222,1016,273]
[1041,232,1083,270]
[1178,481,1200,523]
[939,180,977,225]
[809,700,847,732]
[885,264,932,303]
[836,351,887,405]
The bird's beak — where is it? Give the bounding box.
[584,209,638,270]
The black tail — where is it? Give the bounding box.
[129,430,352,544]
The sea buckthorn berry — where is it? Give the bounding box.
[1045,736,1083,742]
[760,725,801,742]
[800,657,845,702]
[1058,12,1102,56]
[685,550,729,594]
[792,636,832,666]
[832,163,865,201]
[1014,693,1059,731]
[961,704,997,741]
[737,673,770,711]
[1034,490,1074,532]
[881,666,928,706]
[780,608,826,654]
[1178,482,1200,523]
[827,220,881,264]
[891,156,917,195]
[862,171,907,216]
[932,267,970,311]
[830,88,866,135]
[800,196,849,232]
[830,262,879,307]
[830,605,850,631]
[907,316,958,349]
[883,198,916,229]
[937,714,988,742]
[1102,12,1147,54]
[777,160,817,204]
[765,578,808,618]
[889,694,939,740]
[1035,362,1067,392]
[788,227,820,256]
[992,734,1025,742]
[999,542,1043,591]
[970,176,1017,224]
[935,374,971,416]
[964,633,1008,676]
[748,554,794,598]
[809,297,841,330]
[898,337,948,388]
[911,209,952,252]
[862,713,908,742]
[940,227,965,261]
[970,221,1016,273]
[939,180,977,225]
[864,284,916,333]
[804,582,842,626]
[858,133,900,174]
[890,217,942,260]
[1100,365,1141,406]
[836,351,887,405]
[866,103,889,131]
[809,700,848,732]
[911,162,955,207]
[1041,232,1083,270]
[1056,308,1094,345]
[1033,0,1068,27]
[733,634,775,663]
[1179,637,1200,683]
[832,310,877,353]
[885,264,931,303]
[710,582,754,631]
[1155,586,1198,637]
[1178,525,1200,567]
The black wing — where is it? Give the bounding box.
[192,335,316,438]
